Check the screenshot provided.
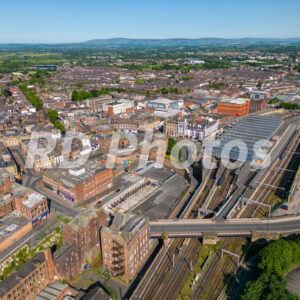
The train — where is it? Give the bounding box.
[217,175,225,188]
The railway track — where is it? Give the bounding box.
[135,125,300,300]
[192,238,244,300]
[137,172,216,299]
[190,128,300,299]
[207,173,234,212]
[242,129,300,218]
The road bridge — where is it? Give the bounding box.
[149,216,300,238]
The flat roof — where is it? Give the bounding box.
[22,192,45,208]
[212,115,284,162]
[43,161,107,188]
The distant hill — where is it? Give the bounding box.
[1,37,300,48]
[79,37,300,47]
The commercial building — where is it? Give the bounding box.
[177,117,219,141]
[164,118,178,138]
[13,192,49,224]
[42,161,113,204]
[0,215,33,252]
[102,99,134,117]
[217,98,250,117]
[249,98,268,112]
[0,143,18,177]
[101,212,150,281]
[86,95,112,112]
[0,250,55,300]
[0,172,15,194]
[164,116,219,141]
[247,90,270,100]
[0,181,49,224]
[62,208,108,266]
[112,115,161,133]
[146,98,183,111]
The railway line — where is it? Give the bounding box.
[190,128,300,299]
[136,172,216,299]
[241,129,300,218]
[192,238,245,300]
[133,119,300,300]
[186,127,300,299]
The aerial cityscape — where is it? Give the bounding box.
[1,1,300,300]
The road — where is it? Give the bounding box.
[149,216,300,236]
[10,148,78,218]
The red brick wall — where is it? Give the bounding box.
[217,101,250,117]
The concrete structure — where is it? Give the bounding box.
[86,95,112,112]
[101,212,150,281]
[217,98,250,116]
[103,99,134,117]
[149,216,300,238]
[42,161,113,204]
[247,90,270,100]
[146,98,183,111]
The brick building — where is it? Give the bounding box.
[53,243,81,282]
[101,213,150,281]
[249,99,268,112]
[0,215,33,252]
[217,98,250,117]
[0,194,13,218]
[42,161,113,204]
[0,250,55,300]
[13,192,49,224]
[62,208,108,267]
[0,172,15,194]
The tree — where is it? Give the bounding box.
[166,138,177,156]
[259,239,293,275]
[242,272,298,300]
[47,108,58,123]
[53,121,65,134]
[135,79,143,85]
[145,91,151,98]
[257,81,263,88]
[161,87,169,94]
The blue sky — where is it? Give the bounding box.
[1,0,300,43]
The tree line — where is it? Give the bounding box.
[242,238,300,300]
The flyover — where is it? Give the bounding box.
[149,216,300,238]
